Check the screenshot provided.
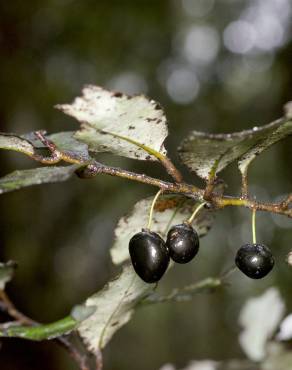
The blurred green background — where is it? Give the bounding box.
[0,0,291,369]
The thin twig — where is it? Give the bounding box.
[241,171,249,199]
[141,277,222,305]
[220,265,237,281]
[73,160,292,218]
[93,162,203,198]
[93,163,292,218]
[0,291,33,325]
[159,156,183,183]
[58,336,91,370]
[31,131,87,164]
[280,193,292,209]
[84,128,183,183]
[213,196,292,218]
[0,291,94,370]
[23,131,292,219]
[32,130,62,164]
[95,350,103,370]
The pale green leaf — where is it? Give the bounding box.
[0,165,80,195]
[74,264,154,352]
[238,117,292,176]
[111,194,214,266]
[56,85,168,161]
[0,133,34,156]
[1,131,90,163]
[24,131,90,162]
[178,116,292,181]
[0,316,77,340]
[276,314,292,341]
[238,288,285,361]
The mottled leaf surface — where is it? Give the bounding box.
[238,117,292,175]
[56,85,168,161]
[1,131,91,163]
[178,116,292,180]
[0,261,17,290]
[111,194,214,266]
[0,133,34,156]
[0,165,79,195]
[74,264,154,352]
[25,131,90,162]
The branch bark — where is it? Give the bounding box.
[141,277,223,306]
[8,130,292,219]
[81,162,292,218]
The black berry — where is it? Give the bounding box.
[129,230,169,283]
[235,243,274,279]
[166,223,199,264]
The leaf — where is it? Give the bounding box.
[56,85,168,161]
[238,117,292,177]
[0,165,80,195]
[0,261,17,290]
[24,131,91,162]
[178,116,292,181]
[1,131,91,164]
[161,360,259,370]
[182,360,218,370]
[111,194,214,266]
[159,364,176,370]
[0,316,77,341]
[238,287,285,361]
[0,133,34,156]
[74,264,154,352]
[276,313,292,341]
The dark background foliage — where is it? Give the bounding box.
[0,1,291,369]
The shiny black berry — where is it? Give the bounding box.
[235,243,274,279]
[166,223,199,264]
[129,230,169,283]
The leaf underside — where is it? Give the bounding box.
[0,165,80,194]
[239,288,285,361]
[1,131,91,161]
[178,116,292,180]
[0,133,35,156]
[75,264,154,352]
[56,85,169,161]
[111,194,215,266]
[24,131,91,162]
[0,131,89,195]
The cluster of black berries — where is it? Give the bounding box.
[129,222,199,283]
[129,223,275,283]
